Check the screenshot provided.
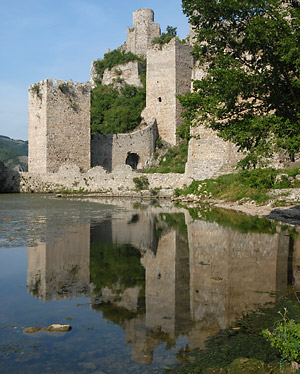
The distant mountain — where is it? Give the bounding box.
[0,135,28,171]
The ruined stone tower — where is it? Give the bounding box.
[28,79,90,173]
[142,38,194,145]
[126,8,161,57]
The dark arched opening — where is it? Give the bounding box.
[126,153,139,169]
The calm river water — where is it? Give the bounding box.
[0,194,298,374]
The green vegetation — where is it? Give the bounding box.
[0,136,28,171]
[174,167,300,204]
[91,83,146,134]
[133,175,149,190]
[93,49,145,84]
[152,26,177,46]
[159,212,188,237]
[180,0,300,168]
[89,240,146,324]
[90,241,145,292]
[263,308,300,371]
[142,139,188,174]
[186,205,279,234]
[90,49,147,135]
[58,82,72,94]
[166,296,300,373]
[30,84,42,100]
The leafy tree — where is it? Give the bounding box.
[91,49,146,134]
[152,25,177,46]
[180,0,300,167]
[91,83,146,134]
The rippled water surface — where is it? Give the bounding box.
[0,194,298,374]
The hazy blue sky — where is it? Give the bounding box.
[0,0,190,140]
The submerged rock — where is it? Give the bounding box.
[47,324,72,332]
[23,327,43,333]
[23,324,72,333]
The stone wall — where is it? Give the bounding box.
[90,60,144,89]
[91,121,158,171]
[142,39,193,145]
[185,126,244,180]
[19,163,189,195]
[28,79,91,173]
[126,8,161,57]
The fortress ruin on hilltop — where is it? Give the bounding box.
[27,8,242,187]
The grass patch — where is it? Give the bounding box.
[174,167,300,204]
[142,140,188,174]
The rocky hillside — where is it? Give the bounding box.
[0,135,28,171]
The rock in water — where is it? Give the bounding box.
[23,324,72,333]
[23,327,43,333]
[47,324,72,332]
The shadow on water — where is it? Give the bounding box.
[1,195,300,373]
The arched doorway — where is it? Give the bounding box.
[126,153,139,169]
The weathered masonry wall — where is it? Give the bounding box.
[102,61,143,88]
[142,39,193,145]
[90,60,144,89]
[185,126,244,180]
[126,8,161,57]
[28,79,91,173]
[19,163,188,194]
[91,121,158,171]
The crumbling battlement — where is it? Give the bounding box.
[28,78,91,174]
[126,8,161,57]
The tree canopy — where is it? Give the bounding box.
[152,25,177,46]
[91,49,146,135]
[91,84,146,134]
[180,0,300,167]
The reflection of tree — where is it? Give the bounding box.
[90,242,145,293]
[187,206,278,234]
[90,242,146,320]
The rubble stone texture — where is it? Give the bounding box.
[28,79,90,173]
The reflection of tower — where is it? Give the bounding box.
[186,215,291,349]
[27,225,90,301]
[124,223,190,364]
[141,228,190,337]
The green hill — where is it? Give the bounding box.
[0,135,28,171]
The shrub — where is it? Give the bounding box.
[133,176,149,190]
[262,309,300,371]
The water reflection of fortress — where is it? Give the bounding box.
[27,206,300,364]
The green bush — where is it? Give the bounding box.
[142,140,188,174]
[91,84,146,134]
[133,176,149,190]
[262,309,300,371]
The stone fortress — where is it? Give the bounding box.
[21,7,243,193]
